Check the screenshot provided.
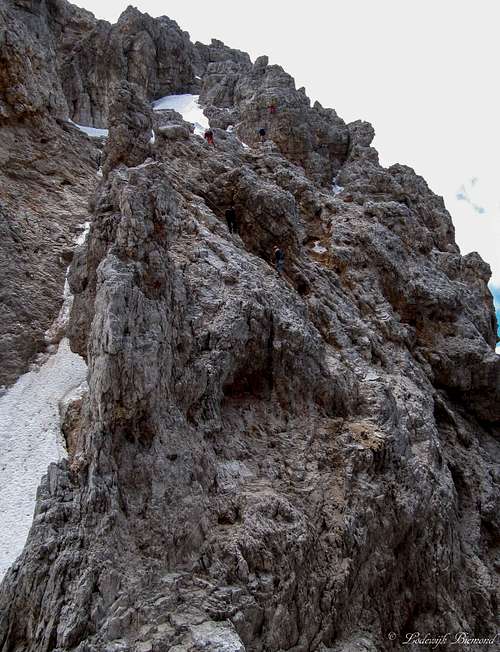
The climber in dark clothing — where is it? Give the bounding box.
[259,128,266,143]
[225,206,238,233]
[273,246,285,274]
[204,129,215,147]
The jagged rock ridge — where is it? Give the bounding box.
[0,1,498,651]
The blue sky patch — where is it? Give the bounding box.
[490,285,500,337]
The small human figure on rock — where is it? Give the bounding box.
[225,205,238,234]
[204,129,215,147]
[273,246,285,275]
[268,101,277,115]
[258,128,266,143]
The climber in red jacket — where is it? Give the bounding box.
[204,129,215,147]
[268,101,277,115]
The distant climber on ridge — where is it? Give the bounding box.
[259,128,266,143]
[204,128,215,147]
[273,246,285,274]
[225,205,238,234]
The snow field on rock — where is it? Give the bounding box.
[69,95,252,153]
[152,93,209,135]
[0,225,89,580]
[69,119,109,138]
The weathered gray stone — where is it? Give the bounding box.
[200,57,350,186]
[56,5,198,127]
[0,120,97,386]
[0,2,498,652]
[101,81,153,178]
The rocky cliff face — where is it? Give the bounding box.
[0,1,498,651]
[57,5,197,128]
[0,0,100,387]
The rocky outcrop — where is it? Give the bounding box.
[0,2,99,387]
[200,55,350,187]
[101,81,153,177]
[194,38,252,76]
[4,0,198,129]
[337,121,500,421]
[0,1,499,651]
[57,6,198,127]
[0,1,67,122]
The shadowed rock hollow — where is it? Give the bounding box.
[0,1,498,651]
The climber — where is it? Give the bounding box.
[204,129,215,147]
[225,205,238,234]
[273,246,285,274]
[268,101,277,115]
[258,128,266,143]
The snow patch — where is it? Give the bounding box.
[149,129,156,145]
[0,340,87,580]
[312,241,327,254]
[224,122,249,149]
[331,175,344,195]
[69,119,108,139]
[75,222,90,246]
[45,223,90,346]
[152,94,209,136]
[0,223,90,580]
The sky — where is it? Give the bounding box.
[73,0,499,297]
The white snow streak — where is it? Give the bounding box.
[312,241,327,254]
[45,223,90,346]
[152,94,209,136]
[225,124,250,149]
[0,224,89,580]
[69,120,109,138]
[332,179,344,195]
[0,341,87,579]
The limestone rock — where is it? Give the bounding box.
[200,57,350,186]
[57,5,197,127]
[0,2,67,123]
[0,2,498,652]
[0,120,97,386]
[101,81,153,177]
